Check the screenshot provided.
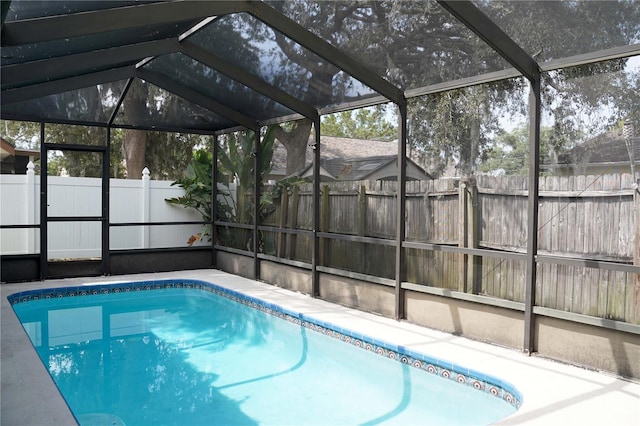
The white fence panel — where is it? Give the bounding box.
[47,176,102,217]
[1,164,207,257]
[110,178,145,250]
[1,163,39,254]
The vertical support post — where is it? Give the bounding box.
[253,129,261,280]
[142,167,150,249]
[312,117,321,297]
[39,122,47,280]
[395,101,408,320]
[524,78,541,354]
[635,179,640,324]
[212,134,218,268]
[102,127,111,275]
[26,161,36,253]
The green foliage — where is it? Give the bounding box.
[479,126,568,176]
[321,105,397,141]
[166,126,278,247]
[145,132,211,181]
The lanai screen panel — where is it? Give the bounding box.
[189,13,378,109]
[111,78,236,132]
[3,0,160,20]
[1,80,128,124]
[144,52,296,122]
[2,14,199,68]
[473,1,640,62]
[272,0,513,90]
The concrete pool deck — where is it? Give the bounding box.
[2,269,639,425]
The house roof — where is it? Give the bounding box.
[556,131,640,166]
[271,135,400,175]
[297,154,432,181]
[0,136,40,161]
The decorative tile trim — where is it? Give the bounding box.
[8,278,521,408]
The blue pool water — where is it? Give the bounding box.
[10,280,519,425]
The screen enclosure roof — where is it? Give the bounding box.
[1,0,639,134]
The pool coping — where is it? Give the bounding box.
[2,269,640,426]
[8,278,522,410]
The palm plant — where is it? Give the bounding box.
[166,127,277,248]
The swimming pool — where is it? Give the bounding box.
[9,279,520,425]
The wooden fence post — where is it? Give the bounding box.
[458,178,480,294]
[358,184,367,272]
[277,189,288,257]
[320,185,330,266]
[286,185,299,260]
[468,179,481,294]
[357,185,366,236]
[458,181,468,292]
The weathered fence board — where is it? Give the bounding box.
[259,172,637,324]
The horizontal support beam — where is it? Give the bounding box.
[402,240,527,261]
[109,221,209,227]
[540,43,640,72]
[536,254,640,274]
[1,1,248,46]
[402,281,526,312]
[405,68,522,98]
[533,306,640,335]
[2,38,182,88]
[1,66,135,105]
[44,142,106,152]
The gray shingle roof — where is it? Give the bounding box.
[271,136,399,175]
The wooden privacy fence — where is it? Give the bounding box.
[261,173,639,324]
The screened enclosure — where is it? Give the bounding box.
[1,0,639,377]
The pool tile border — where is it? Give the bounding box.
[8,278,522,409]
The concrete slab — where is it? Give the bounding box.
[2,270,639,425]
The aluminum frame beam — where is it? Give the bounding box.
[135,68,258,131]
[2,38,182,88]
[438,0,540,82]
[180,40,319,121]
[1,1,248,46]
[1,1,11,26]
[524,78,541,354]
[247,1,406,106]
[395,103,408,320]
[1,66,136,105]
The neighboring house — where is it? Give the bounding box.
[542,127,640,176]
[269,135,431,181]
[0,137,40,174]
[297,155,431,181]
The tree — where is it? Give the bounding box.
[272,119,313,176]
[122,82,149,180]
[268,1,640,179]
[321,105,397,141]
[479,126,559,176]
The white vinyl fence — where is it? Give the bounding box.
[0,164,208,259]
